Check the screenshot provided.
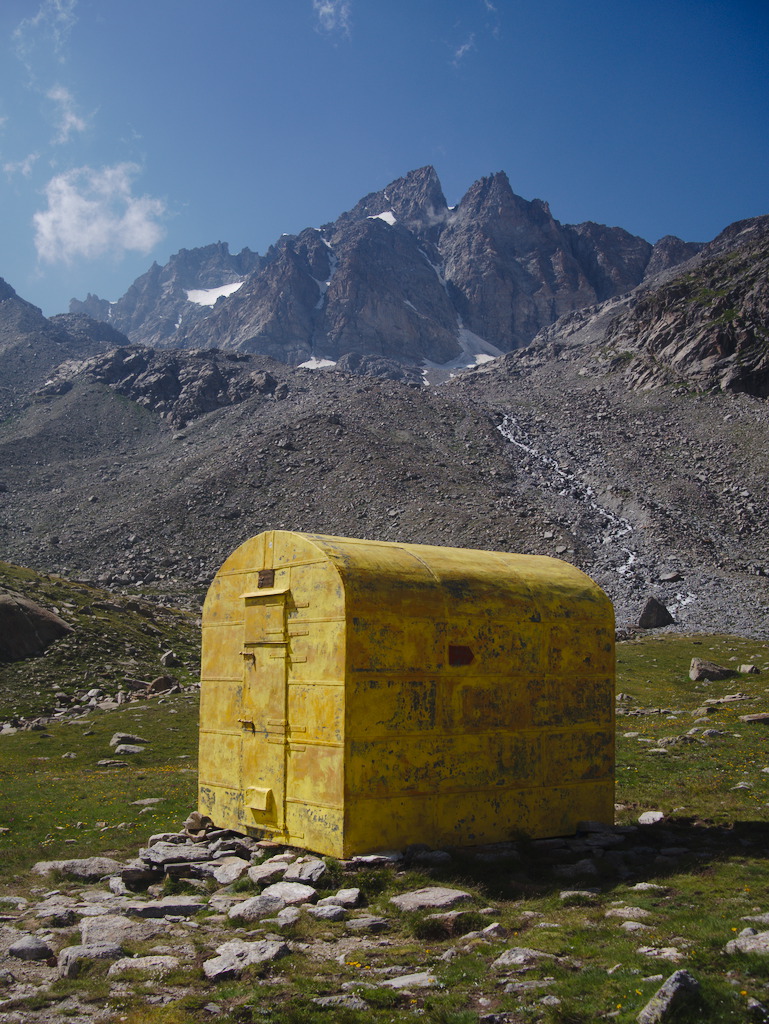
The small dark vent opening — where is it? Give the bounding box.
[257,569,275,588]
[449,644,474,666]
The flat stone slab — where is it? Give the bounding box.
[637,969,700,1024]
[228,894,287,922]
[317,888,361,908]
[124,895,206,918]
[248,862,288,886]
[209,857,251,885]
[638,811,665,825]
[31,856,125,880]
[283,857,327,884]
[313,994,369,1010]
[390,887,472,911]
[345,915,390,933]
[110,732,147,746]
[203,939,289,980]
[725,929,769,955]
[107,954,180,977]
[305,904,348,921]
[261,881,317,905]
[743,913,769,926]
[58,942,123,978]
[81,913,162,945]
[605,906,653,920]
[637,946,684,962]
[8,934,54,961]
[139,842,213,866]
[381,970,438,990]
[492,947,557,968]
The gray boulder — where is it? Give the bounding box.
[107,954,181,978]
[209,856,251,885]
[247,861,288,886]
[305,904,348,921]
[0,592,72,660]
[123,895,206,918]
[492,947,557,968]
[283,857,327,884]
[260,881,317,906]
[8,934,54,961]
[638,597,674,629]
[58,942,124,977]
[228,894,286,922]
[689,657,735,682]
[81,913,161,945]
[637,969,700,1023]
[203,939,289,980]
[317,887,361,908]
[345,915,389,933]
[390,886,472,911]
[725,928,769,955]
[31,856,125,880]
[110,732,147,747]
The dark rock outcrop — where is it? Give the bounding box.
[52,346,285,427]
[0,281,128,417]
[638,597,674,629]
[0,591,73,661]
[604,216,769,396]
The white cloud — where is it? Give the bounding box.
[4,153,40,178]
[482,0,497,10]
[33,162,166,264]
[47,84,87,143]
[453,34,476,65]
[312,0,351,35]
[14,0,78,70]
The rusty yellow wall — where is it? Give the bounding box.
[325,537,614,856]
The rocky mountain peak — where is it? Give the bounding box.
[335,165,448,240]
[0,277,20,303]
[644,235,703,279]
[446,171,564,259]
[66,166,714,371]
[70,242,263,350]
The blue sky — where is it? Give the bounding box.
[1,0,767,317]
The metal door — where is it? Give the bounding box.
[240,589,288,833]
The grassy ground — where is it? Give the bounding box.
[0,561,201,721]
[1,630,769,1023]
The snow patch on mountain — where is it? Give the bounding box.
[298,357,336,370]
[186,282,244,306]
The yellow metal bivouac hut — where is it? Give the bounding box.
[198,531,615,857]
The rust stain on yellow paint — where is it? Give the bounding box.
[199,531,615,858]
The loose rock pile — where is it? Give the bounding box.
[0,676,191,736]
[2,811,769,1020]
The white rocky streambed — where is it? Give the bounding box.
[497,413,697,628]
